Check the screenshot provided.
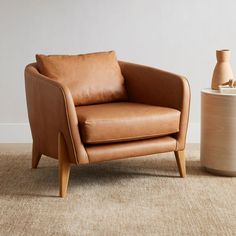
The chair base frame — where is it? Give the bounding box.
[58,133,71,198]
[32,143,42,169]
[32,140,186,198]
[174,150,186,177]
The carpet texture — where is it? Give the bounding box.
[0,144,235,236]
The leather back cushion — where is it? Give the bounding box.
[36,51,127,105]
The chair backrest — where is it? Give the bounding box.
[36,51,127,106]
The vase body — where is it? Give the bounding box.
[211,49,234,90]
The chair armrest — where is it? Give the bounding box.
[25,63,88,165]
[119,61,190,150]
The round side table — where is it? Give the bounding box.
[201,88,236,176]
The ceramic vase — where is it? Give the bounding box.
[211,49,234,90]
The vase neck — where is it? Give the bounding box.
[216,50,231,62]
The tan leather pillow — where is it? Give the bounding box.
[36,51,127,105]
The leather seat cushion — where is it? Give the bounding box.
[36,51,127,106]
[76,102,181,144]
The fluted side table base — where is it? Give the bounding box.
[201,89,236,176]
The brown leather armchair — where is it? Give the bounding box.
[25,51,190,197]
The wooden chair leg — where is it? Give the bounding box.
[58,132,71,198]
[174,150,186,177]
[32,143,42,169]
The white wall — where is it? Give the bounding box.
[1,0,236,142]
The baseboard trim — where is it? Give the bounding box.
[0,122,200,143]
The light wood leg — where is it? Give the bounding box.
[32,143,42,169]
[174,150,186,177]
[58,133,71,198]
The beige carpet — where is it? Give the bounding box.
[0,144,235,236]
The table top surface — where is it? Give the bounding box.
[201,88,236,96]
